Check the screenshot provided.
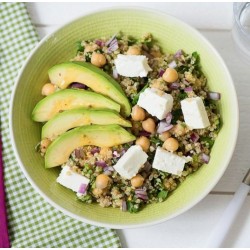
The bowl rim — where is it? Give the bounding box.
[9,6,239,229]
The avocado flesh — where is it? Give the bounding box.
[48,62,131,117]
[32,89,120,122]
[45,124,136,168]
[42,108,132,140]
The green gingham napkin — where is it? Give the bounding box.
[0,3,121,248]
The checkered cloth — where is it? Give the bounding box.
[0,3,121,247]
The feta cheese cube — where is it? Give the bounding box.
[114,54,152,77]
[137,88,173,120]
[113,145,148,179]
[181,97,210,129]
[57,165,89,194]
[152,147,187,176]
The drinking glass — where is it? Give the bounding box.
[232,2,250,62]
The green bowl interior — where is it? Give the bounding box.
[11,9,238,228]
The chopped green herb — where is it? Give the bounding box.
[76,41,84,53]
[191,51,199,63]
[131,83,149,105]
[85,52,91,62]
[127,201,140,213]
[178,65,189,73]
[172,109,183,124]
[157,190,168,201]
[127,36,137,46]
[140,34,153,47]
[177,91,188,101]
[150,136,163,146]
[77,194,93,204]
[192,154,199,163]
[103,64,111,73]
[200,136,214,149]
[215,118,222,132]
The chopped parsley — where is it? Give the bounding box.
[131,83,149,105]
[172,109,183,124]
[127,201,140,213]
[76,41,84,53]
[200,136,214,149]
[157,190,168,201]
[177,91,188,101]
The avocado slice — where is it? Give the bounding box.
[48,62,131,117]
[45,124,136,168]
[42,108,132,140]
[32,89,120,122]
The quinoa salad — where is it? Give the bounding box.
[32,33,221,213]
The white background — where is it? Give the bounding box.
[26,2,250,248]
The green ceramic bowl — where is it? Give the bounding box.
[10,8,238,229]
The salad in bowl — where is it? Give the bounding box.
[32,33,221,213]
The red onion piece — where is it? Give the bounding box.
[74,148,84,159]
[95,39,105,47]
[113,151,120,158]
[95,161,107,168]
[184,86,193,92]
[208,92,221,100]
[168,60,177,69]
[112,67,118,79]
[165,112,173,125]
[106,35,119,53]
[169,82,180,90]
[74,149,80,158]
[157,121,173,134]
[158,68,165,77]
[78,183,87,194]
[190,133,199,143]
[105,34,116,46]
[136,193,148,200]
[135,188,148,200]
[108,41,118,53]
[138,130,151,137]
[174,49,183,58]
[201,153,210,164]
[91,147,100,155]
[103,166,114,172]
[135,187,146,193]
[70,82,87,89]
[103,166,113,175]
[121,200,127,212]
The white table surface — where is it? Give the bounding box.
[26,2,250,248]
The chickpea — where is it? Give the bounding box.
[162,68,179,83]
[131,174,144,188]
[41,83,56,96]
[127,46,141,55]
[159,131,171,142]
[136,136,150,152]
[163,137,179,152]
[131,105,146,121]
[91,52,106,67]
[95,174,111,189]
[142,118,156,133]
[92,188,103,197]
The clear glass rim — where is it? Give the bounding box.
[233,2,250,38]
